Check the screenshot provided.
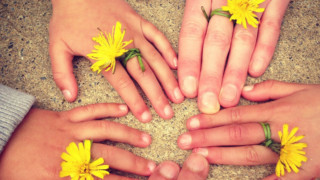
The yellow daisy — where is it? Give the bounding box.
[60,140,110,180]
[87,21,133,73]
[222,0,265,29]
[275,124,307,177]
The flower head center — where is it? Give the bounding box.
[80,164,90,174]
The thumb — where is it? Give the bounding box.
[49,39,78,102]
[241,80,313,101]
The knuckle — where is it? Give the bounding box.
[205,30,231,49]
[227,68,246,81]
[180,21,206,40]
[229,125,243,142]
[234,30,256,44]
[230,108,242,123]
[261,19,281,35]
[96,121,112,131]
[52,70,66,82]
[116,77,132,90]
[82,105,96,115]
[196,131,210,147]
[201,74,221,85]
[263,80,277,91]
[245,146,260,163]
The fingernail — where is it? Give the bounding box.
[119,105,128,112]
[194,148,208,157]
[62,90,72,100]
[164,104,174,118]
[141,111,152,123]
[174,87,184,101]
[220,84,237,102]
[159,164,177,179]
[243,85,254,92]
[200,92,220,114]
[179,134,191,148]
[141,133,151,145]
[173,57,178,68]
[148,161,156,173]
[189,118,200,129]
[182,76,197,96]
[187,155,207,172]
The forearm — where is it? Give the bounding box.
[0,84,35,153]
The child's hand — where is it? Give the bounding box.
[0,103,156,179]
[178,0,290,113]
[149,153,209,180]
[177,80,320,179]
[49,0,184,122]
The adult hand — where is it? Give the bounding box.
[149,153,209,180]
[177,80,320,179]
[0,103,156,179]
[178,0,290,113]
[49,0,184,122]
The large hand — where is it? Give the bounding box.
[0,103,156,179]
[177,80,320,179]
[178,0,290,113]
[149,153,209,180]
[49,0,184,122]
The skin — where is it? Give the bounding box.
[149,153,209,180]
[178,0,290,114]
[177,80,320,179]
[49,0,184,123]
[0,103,156,180]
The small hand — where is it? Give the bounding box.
[49,0,184,122]
[178,0,290,113]
[149,153,209,180]
[0,103,156,179]
[178,80,320,179]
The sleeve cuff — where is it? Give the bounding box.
[0,84,35,153]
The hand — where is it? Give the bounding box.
[178,0,290,113]
[177,80,320,179]
[149,153,209,180]
[49,0,184,122]
[0,103,156,179]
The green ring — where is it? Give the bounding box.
[260,122,273,147]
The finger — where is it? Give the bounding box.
[65,103,128,122]
[92,144,156,176]
[242,80,313,101]
[219,1,268,108]
[249,0,290,77]
[73,121,152,148]
[100,61,152,123]
[178,0,211,98]
[126,56,174,120]
[49,37,78,102]
[198,0,233,114]
[141,19,178,70]
[186,104,273,130]
[177,153,209,180]
[193,145,278,165]
[148,161,180,180]
[135,37,184,104]
[178,123,273,149]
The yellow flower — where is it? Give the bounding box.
[60,140,110,180]
[275,124,307,177]
[222,0,265,29]
[87,22,133,73]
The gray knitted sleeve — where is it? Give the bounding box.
[0,84,35,153]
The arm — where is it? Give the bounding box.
[0,84,35,153]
